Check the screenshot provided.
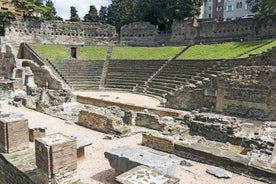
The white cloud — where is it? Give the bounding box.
[51,0,111,20]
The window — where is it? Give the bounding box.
[217,6,223,11]
[218,0,221,2]
[209,0,212,2]
[236,2,242,8]
[209,6,212,11]
[226,5,234,11]
[0,7,8,12]
[245,3,252,10]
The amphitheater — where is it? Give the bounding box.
[0,15,275,184]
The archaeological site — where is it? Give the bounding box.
[0,13,275,184]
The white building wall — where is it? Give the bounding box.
[223,0,254,20]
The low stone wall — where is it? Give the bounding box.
[186,113,242,143]
[142,133,276,182]
[76,95,180,118]
[0,150,35,184]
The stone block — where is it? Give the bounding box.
[105,146,179,175]
[70,134,92,158]
[142,133,175,152]
[115,165,180,184]
[62,102,82,115]
[78,110,130,135]
[35,133,78,184]
[28,124,47,142]
[135,112,165,131]
[0,114,29,153]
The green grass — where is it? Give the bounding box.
[34,44,68,60]
[178,40,270,60]
[111,46,184,60]
[239,40,276,58]
[79,46,108,60]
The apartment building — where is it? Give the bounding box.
[200,0,254,20]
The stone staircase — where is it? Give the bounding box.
[99,46,113,90]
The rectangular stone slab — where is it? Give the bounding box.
[105,146,179,175]
[115,165,180,184]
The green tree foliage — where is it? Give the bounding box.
[42,0,57,20]
[99,6,108,23]
[69,6,80,22]
[107,0,122,32]
[84,5,99,22]
[11,0,50,18]
[246,0,276,17]
[106,0,203,31]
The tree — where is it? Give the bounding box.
[107,0,122,32]
[69,6,80,22]
[10,0,50,19]
[0,11,15,36]
[83,5,98,22]
[99,6,108,23]
[43,0,57,20]
[246,0,276,17]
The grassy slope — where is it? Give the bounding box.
[79,46,108,60]
[178,40,269,60]
[111,46,184,60]
[34,44,68,60]
[239,40,276,58]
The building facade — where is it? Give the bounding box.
[201,0,254,20]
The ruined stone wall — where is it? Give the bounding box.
[120,22,157,46]
[121,15,276,46]
[22,60,63,89]
[216,66,276,120]
[4,19,118,48]
[0,45,15,79]
[166,89,216,111]
[0,154,34,184]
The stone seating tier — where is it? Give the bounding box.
[50,60,104,90]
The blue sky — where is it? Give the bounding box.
[51,0,112,20]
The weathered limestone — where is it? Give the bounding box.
[0,113,29,153]
[216,66,276,120]
[104,146,179,175]
[70,135,92,158]
[115,165,180,184]
[271,143,276,168]
[62,102,82,116]
[206,166,232,178]
[78,110,130,135]
[142,133,175,153]
[185,113,242,143]
[35,133,78,184]
[135,112,165,131]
